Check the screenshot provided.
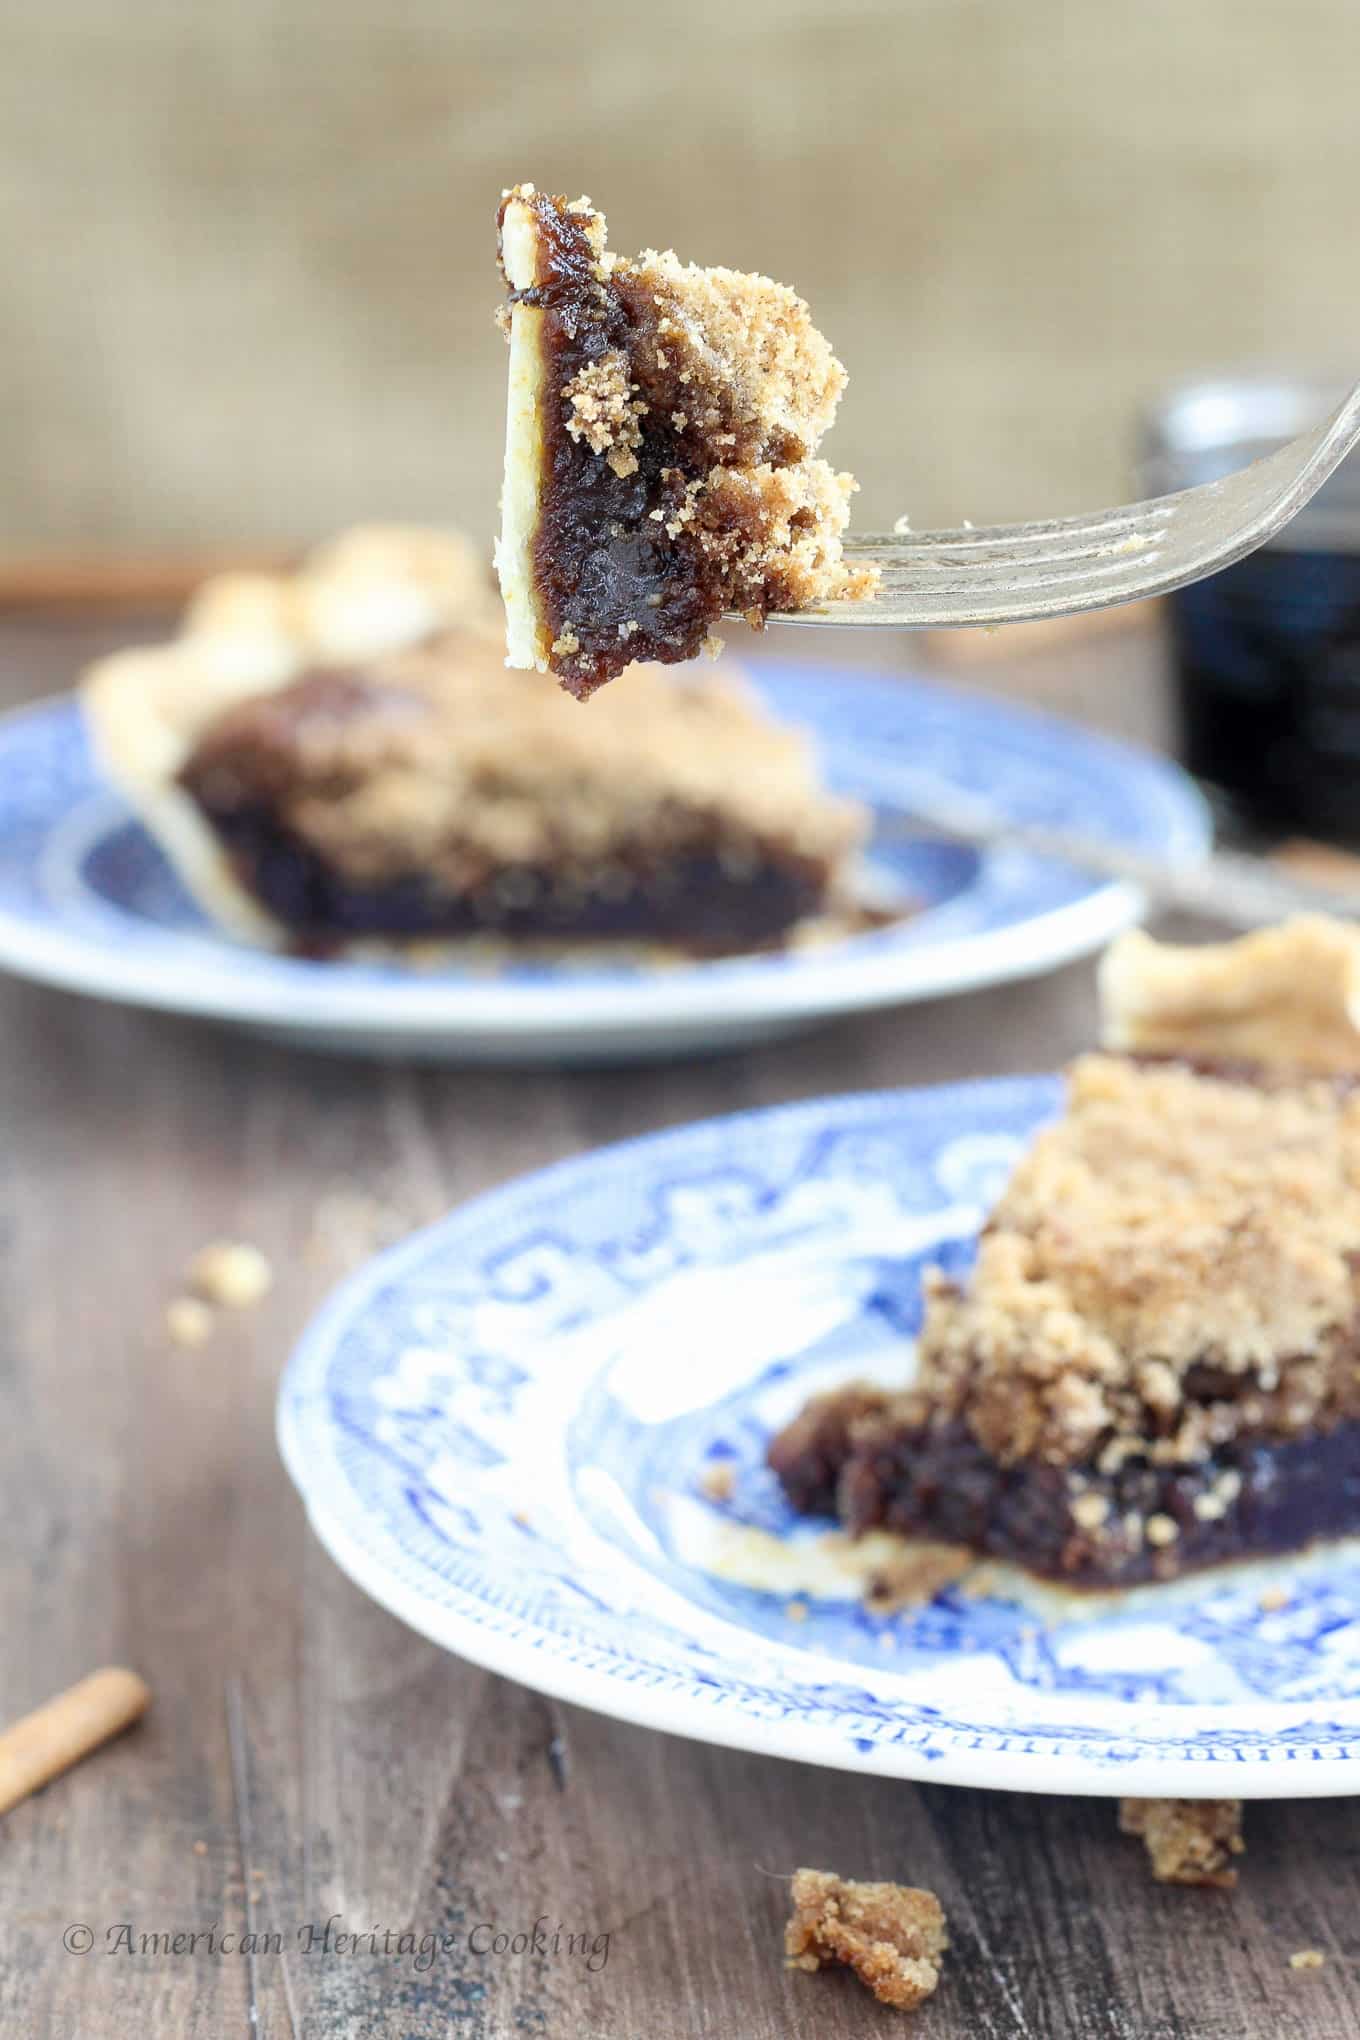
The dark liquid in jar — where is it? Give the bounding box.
[1170,547,1360,840]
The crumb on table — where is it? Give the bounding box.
[306,1187,415,1268]
[165,1296,214,1348]
[188,1240,274,1309]
[1119,1798,1244,1888]
[1289,1949,1325,1971]
[785,1866,948,2012]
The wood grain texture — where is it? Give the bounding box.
[3,1,1360,552]
[0,610,1355,2037]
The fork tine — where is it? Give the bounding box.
[880,504,1174,553]
[767,378,1360,628]
[885,524,1167,576]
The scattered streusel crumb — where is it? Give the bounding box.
[865,1543,973,1614]
[785,1867,948,2012]
[192,1839,208,1857]
[1259,1585,1292,1613]
[698,1461,737,1503]
[1289,1949,1325,1971]
[1119,1798,1244,1888]
[962,1563,1003,1600]
[188,1240,273,1310]
[166,1296,214,1348]
[1071,1491,1110,1531]
[306,1188,416,1270]
[562,351,647,477]
[784,1599,809,1623]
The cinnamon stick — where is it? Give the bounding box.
[0,1668,151,1815]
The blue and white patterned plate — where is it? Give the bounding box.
[0,665,1207,1062]
[279,1080,1360,1798]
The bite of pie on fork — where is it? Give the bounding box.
[496,184,1360,687]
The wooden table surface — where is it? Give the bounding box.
[0,609,1355,2040]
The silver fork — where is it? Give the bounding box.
[884,789,1360,932]
[782,380,1360,629]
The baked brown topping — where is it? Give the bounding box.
[785,1868,948,2011]
[906,1055,1360,1470]
[496,187,876,695]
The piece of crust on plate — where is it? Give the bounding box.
[1100,917,1360,1074]
[81,526,867,958]
[495,185,877,697]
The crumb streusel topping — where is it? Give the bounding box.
[562,352,647,474]
[907,1055,1360,1470]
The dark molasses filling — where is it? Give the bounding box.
[177,666,840,955]
[182,809,829,955]
[769,1397,1360,1589]
[502,197,725,695]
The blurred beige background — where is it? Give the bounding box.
[3,0,1358,557]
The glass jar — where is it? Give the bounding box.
[1139,377,1360,840]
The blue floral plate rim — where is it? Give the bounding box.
[277,1075,1360,1798]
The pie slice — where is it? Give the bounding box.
[496,185,877,697]
[770,920,1360,1588]
[82,525,866,956]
